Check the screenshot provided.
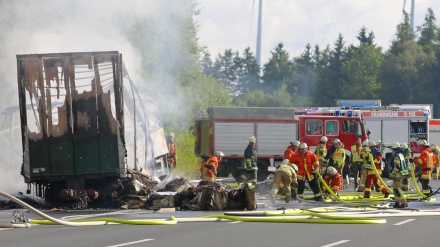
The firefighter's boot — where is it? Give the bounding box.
[285,195,292,203]
[364,192,370,199]
[384,191,390,198]
[291,191,298,200]
[314,195,323,201]
[393,202,401,208]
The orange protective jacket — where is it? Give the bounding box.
[322,173,343,194]
[200,155,220,180]
[419,147,436,180]
[284,146,296,163]
[291,150,320,181]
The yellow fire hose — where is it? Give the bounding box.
[409,162,435,201]
[202,214,386,224]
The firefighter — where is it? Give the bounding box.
[357,141,369,192]
[291,142,323,201]
[430,144,440,179]
[269,159,298,203]
[284,140,300,163]
[200,151,224,182]
[350,137,364,190]
[363,140,390,199]
[242,136,258,185]
[315,136,328,169]
[389,142,409,208]
[417,139,436,196]
[400,142,413,191]
[167,132,177,171]
[321,166,342,199]
[330,139,347,185]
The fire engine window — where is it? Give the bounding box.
[342,120,357,133]
[325,120,338,136]
[306,120,322,136]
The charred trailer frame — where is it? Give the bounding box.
[17,51,126,202]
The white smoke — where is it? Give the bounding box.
[0,0,197,194]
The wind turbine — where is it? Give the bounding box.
[403,0,415,32]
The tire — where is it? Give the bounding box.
[382,152,392,178]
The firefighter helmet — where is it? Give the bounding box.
[281,159,290,165]
[299,142,308,149]
[368,140,376,147]
[430,144,437,151]
[325,166,337,176]
[400,142,409,149]
[362,140,368,147]
[214,151,225,157]
[249,136,256,143]
[390,142,400,149]
[290,164,298,172]
[321,136,328,142]
[417,139,428,146]
[290,140,300,146]
[333,139,341,144]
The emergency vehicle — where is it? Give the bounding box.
[194,107,368,182]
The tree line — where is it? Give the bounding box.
[199,9,440,118]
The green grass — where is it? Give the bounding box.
[170,129,201,179]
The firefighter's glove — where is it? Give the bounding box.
[246,160,252,169]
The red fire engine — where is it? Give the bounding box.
[194,107,368,182]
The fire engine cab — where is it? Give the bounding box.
[194,107,368,182]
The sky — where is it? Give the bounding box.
[196,0,440,64]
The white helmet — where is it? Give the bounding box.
[417,139,428,146]
[281,159,290,165]
[299,142,308,149]
[249,136,256,143]
[333,139,341,144]
[290,140,300,146]
[390,142,400,149]
[168,132,174,138]
[362,140,368,147]
[400,142,409,149]
[430,144,437,150]
[214,151,225,157]
[320,136,328,142]
[290,164,298,172]
[368,140,376,147]
[325,166,337,176]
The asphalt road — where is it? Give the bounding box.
[2,179,440,247]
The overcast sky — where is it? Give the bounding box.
[196,0,440,64]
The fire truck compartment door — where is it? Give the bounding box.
[257,123,298,156]
[365,120,381,142]
[382,120,409,145]
[214,122,254,156]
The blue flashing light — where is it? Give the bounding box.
[347,110,353,117]
[424,112,429,117]
[335,110,340,116]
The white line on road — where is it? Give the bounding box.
[106,238,154,247]
[0,228,11,231]
[393,219,415,226]
[321,240,350,247]
[228,221,241,224]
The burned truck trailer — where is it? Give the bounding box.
[16,51,168,203]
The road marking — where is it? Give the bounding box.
[0,228,11,231]
[107,238,154,247]
[228,221,241,224]
[394,219,415,226]
[321,240,350,247]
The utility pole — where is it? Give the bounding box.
[256,0,262,66]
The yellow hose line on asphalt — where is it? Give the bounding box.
[317,172,384,207]
[263,209,383,221]
[0,191,107,227]
[202,214,386,224]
